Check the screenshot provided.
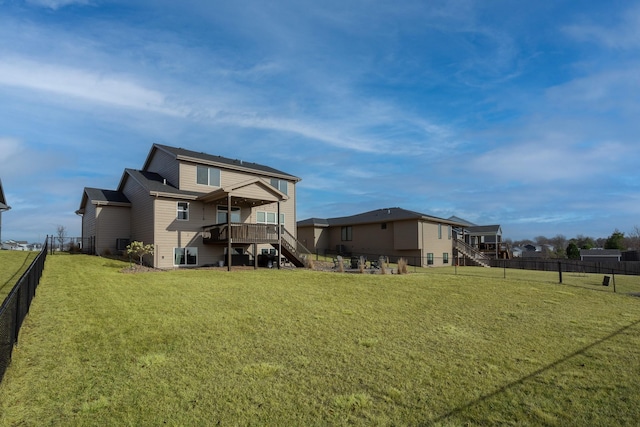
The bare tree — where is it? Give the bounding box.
[56,225,67,251]
[628,225,640,250]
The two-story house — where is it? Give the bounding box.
[76,144,306,269]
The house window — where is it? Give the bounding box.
[197,166,221,187]
[257,211,285,224]
[443,253,449,264]
[438,224,442,239]
[381,223,387,230]
[270,178,288,195]
[341,226,352,241]
[177,202,189,221]
[448,225,452,240]
[427,253,434,265]
[217,206,241,223]
[174,247,198,266]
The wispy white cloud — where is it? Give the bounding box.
[1,1,639,242]
[0,57,186,116]
[25,0,91,10]
[563,5,640,49]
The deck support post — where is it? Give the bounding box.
[277,201,282,269]
[253,243,258,269]
[227,193,232,272]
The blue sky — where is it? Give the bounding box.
[1,0,639,243]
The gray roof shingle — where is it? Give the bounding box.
[150,144,300,181]
[299,207,466,227]
[84,187,131,204]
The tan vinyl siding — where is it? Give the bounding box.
[181,162,292,194]
[82,202,97,243]
[95,205,131,256]
[297,226,327,253]
[177,161,297,233]
[122,178,154,252]
[146,149,179,187]
[420,222,453,267]
[310,218,454,267]
[153,198,224,269]
[393,221,420,250]
[251,201,295,230]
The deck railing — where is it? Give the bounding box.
[203,223,279,244]
[280,226,312,260]
[453,239,491,267]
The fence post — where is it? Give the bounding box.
[612,268,616,293]
[558,261,563,284]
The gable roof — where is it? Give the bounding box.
[298,207,466,227]
[84,187,131,204]
[77,187,131,214]
[448,216,475,226]
[144,144,301,182]
[0,179,10,211]
[118,169,203,200]
[198,177,288,206]
[297,218,330,227]
[466,225,502,235]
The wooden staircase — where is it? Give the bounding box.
[453,239,491,268]
[271,227,311,268]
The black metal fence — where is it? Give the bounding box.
[47,236,94,254]
[491,258,640,276]
[0,238,48,383]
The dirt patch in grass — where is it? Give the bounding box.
[120,265,164,274]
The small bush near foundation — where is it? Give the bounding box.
[379,256,387,275]
[305,257,315,269]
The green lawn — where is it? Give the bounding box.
[1,255,640,426]
[0,250,38,301]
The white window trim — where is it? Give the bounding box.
[196,165,221,187]
[174,247,198,266]
[256,210,284,225]
[177,202,189,221]
[270,178,288,195]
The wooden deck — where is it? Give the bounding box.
[202,223,279,245]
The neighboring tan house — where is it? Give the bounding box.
[0,179,10,243]
[76,144,306,269]
[297,207,468,267]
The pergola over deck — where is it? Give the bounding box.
[198,178,292,270]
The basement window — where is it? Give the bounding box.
[174,247,198,266]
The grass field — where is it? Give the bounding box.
[0,250,38,301]
[1,255,640,426]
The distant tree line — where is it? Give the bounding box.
[505,226,640,260]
